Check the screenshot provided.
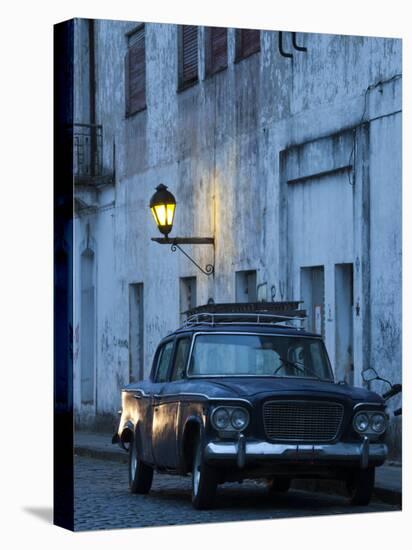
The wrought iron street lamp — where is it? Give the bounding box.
[149,184,176,237]
[149,184,215,276]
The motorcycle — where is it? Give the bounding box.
[362,367,402,416]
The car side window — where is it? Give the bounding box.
[171,338,191,381]
[155,341,174,383]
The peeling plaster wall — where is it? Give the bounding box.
[73,20,402,458]
[369,113,402,459]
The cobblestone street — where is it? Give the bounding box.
[74,456,400,531]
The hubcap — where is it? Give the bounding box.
[193,444,201,496]
[130,441,137,480]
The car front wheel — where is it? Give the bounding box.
[267,477,291,494]
[129,434,153,494]
[346,467,375,505]
[191,436,217,510]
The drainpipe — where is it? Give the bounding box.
[292,32,307,52]
[88,19,96,176]
[278,31,293,58]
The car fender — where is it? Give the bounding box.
[180,413,206,473]
[133,420,146,458]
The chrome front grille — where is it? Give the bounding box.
[263,400,344,442]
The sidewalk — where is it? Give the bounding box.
[74,431,401,505]
[75,431,127,462]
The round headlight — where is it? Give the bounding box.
[212,407,230,430]
[231,408,249,430]
[354,412,369,433]
[371,413,387,434]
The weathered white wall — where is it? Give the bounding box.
[73,20,402,457]
[369,112,402,457]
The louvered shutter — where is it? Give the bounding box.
[238,28,260,59]
[209,27,227,74]
[181,25,198,87]
[124,50,130,116]
[126,27,146,115]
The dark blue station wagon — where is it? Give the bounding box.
[113,304,388,509]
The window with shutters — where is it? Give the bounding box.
[178,25,199,90]
[205,27,228,76]
[125,25,146,116]
[235,28,261,61]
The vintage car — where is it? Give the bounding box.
[113,303,388,509]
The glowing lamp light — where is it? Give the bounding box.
[149,184,176,237]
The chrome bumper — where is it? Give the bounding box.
[204,436,388,470]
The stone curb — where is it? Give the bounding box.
[292,478,401,506]
[74,444,401,506]
[75,445,128,464]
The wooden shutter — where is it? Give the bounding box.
[126,26,146,115]
[124,50,130,116]
[238,28,260,60]
[209,27,227,74]
[181,25,198,88]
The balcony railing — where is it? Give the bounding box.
[72,123,103,181]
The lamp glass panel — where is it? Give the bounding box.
[151,207,160,225]
[153,204,167,226]
[166,203,175,225]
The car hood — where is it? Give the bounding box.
[191,377,383,404]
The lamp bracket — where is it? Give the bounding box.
[151,237,214,276]
[151,237,214,245]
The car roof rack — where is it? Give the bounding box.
[182,302,307,328]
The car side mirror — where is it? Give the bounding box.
[361,367,378,383]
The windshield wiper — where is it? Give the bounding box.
[275,357,323,381]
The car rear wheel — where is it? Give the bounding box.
[129,433,153,494]
[346,467,375,505]
[191,436,217,510]
[267,477,291,494]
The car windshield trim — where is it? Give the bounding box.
[187,373,333,381]
[185,331,334,381]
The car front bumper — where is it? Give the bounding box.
[204,436,388,470]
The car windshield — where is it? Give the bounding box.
[188,333,333,380]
